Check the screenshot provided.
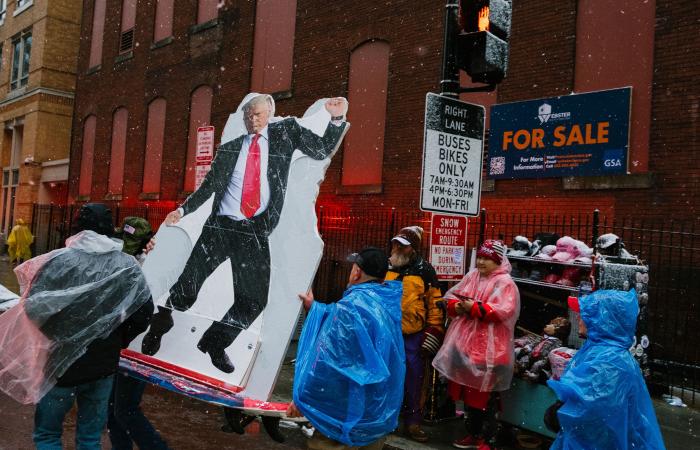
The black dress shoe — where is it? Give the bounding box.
[141,309,174,356]
[197,344,235,373]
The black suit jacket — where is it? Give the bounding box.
[181,118,346,234]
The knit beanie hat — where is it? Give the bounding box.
[476,239,506,265]
[73,203,114,237]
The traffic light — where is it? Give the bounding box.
[456,0,512,85]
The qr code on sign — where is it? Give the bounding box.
[490,157,506,175]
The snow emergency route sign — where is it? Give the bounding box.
[430,214,467,281]
[195,126,215,190]
[420,93,485,216]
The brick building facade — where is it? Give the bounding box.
[68,0,698,224]
[0,0,81,235]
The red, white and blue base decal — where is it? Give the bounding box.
[120,350,291,416]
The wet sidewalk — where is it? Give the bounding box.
[382,399,699,450]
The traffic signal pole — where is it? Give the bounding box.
[440,0,461,99]
[440,0,498,96]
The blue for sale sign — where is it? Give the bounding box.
[488,87,631,179]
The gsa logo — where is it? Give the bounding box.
[603,149,625,171]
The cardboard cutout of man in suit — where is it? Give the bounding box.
[141,94,348,373]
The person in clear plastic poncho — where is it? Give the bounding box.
[0,203,153,450]
[287,247,405,449]
[546,289,665,450]
[7,217,33,264]
[432,240,520,450]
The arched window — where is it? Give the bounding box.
[88,0,106,68]
[341,40,390,187]
[197,0,218,25]
[153,0,174,42]
[78,115,97,197]
[119,0,137,53]
[108,108,129,195]
[143,98,167,194]
[184,86,213,192]
[250,0,297,93]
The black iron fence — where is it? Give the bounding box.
[30,204,700,405]
[311,207,699,405]
[30,204,172,256]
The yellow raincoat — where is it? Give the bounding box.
[8,218,33,263]
[385,256,444,335]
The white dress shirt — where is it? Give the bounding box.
[218,127,270,220]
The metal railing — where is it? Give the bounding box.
[310,207,699,405]
[30,204,172,256]
[30,203,700,405]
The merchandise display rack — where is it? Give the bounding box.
[499,238,650,440]
[510,277,581,293]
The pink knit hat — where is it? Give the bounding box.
[476,240,506,265]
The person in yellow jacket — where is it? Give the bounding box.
[7,218,33,264]
[385,226,444,443]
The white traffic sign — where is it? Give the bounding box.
[195,126,215,190]
[420,93,485,216]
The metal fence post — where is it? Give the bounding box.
[31,203,37,236]
[592,209,599,249]
[47,204,54,254]
[67,204,75,244]
[478,208,487,244]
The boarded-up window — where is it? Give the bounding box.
[143,98,166,194]
[88,0,106,68]
[154,0,173,42]
[184,86,213,192]
[119,0,137,53]
[197,0,218,25]
[341,41,390,187]
[108,108,129,195]
[78,115,96,197]
[250,0,296,93]
[574,0,655,173]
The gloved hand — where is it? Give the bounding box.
[544,400,563,433]
[420,326,444,357]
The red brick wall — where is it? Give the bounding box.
[70,1,259,204]
[69,0,700,224]
[641,0,700,219]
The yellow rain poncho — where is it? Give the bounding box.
[8,219,33,263]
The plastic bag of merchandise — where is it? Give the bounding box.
[0,231,151,404]
[547,347,577,380]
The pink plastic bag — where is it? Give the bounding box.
[548,347,577,380]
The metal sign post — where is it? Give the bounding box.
[420,92,485,217]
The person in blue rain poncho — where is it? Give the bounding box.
[287,247,405,449]
[546,289,665,450]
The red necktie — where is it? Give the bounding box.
[240,133,261,218]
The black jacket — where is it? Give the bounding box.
[56,300,153,386]
[181,119,346,234]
